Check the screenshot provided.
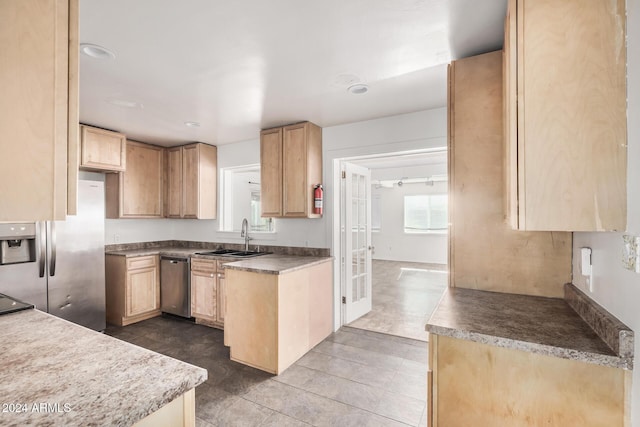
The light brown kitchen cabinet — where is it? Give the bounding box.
[428,335,630,426]
[0,0,79,221]
[504,0,627,231]
[105,141,164,218]
[105,255,161,326]
[190,258,225,329]
[260,122,322,218]
[449,51,571,297]
[166,143,217,219]
[79,125,126,172]
[225,260,333,374]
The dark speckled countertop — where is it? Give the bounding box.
[0,310,207,426]
[426,286,633,370]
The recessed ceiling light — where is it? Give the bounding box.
[348,83,369,95]
[106,98,143,109]
[184,121,200,128]
[80,43,116,60]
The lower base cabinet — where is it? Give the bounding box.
[225,260,332,374]
[428,335,630,426]
[106,255,161,326]
[190,258,225,329]
[133,389,195,427]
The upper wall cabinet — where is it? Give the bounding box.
[504,0,627,231]
[79,125,126,172]
[105,141,164,218]
[166,143,217,219]
[260,122,322,218]
[0,0,79,221]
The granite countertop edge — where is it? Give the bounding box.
[222,255,333,275]
[426,324,632,370]
[105,249,333,274]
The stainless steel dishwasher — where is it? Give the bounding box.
[160,256,191,318]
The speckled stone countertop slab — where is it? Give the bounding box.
[105,246,199,258]
[425,287,632,370]
[105,247,332,274]
[0,310,207,426]
[223,254,333,275]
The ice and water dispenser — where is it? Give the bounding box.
[0,223,36,265]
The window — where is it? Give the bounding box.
[220,165,274,233]
[404,194,447,233]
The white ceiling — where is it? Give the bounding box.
[79,0,506,147]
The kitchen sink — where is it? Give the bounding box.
[227,251,267,258]
[195,249,238,255]
[195,249,268,258]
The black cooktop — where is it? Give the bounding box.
[0,293,34,315]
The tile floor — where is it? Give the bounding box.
[347,260,448,341]
[106,318,428,427]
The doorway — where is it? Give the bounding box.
[337,150,448,341]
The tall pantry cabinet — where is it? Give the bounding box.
[0,0,79,221]
[448,51,571,297]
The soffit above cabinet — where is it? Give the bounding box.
[78,0,507,147]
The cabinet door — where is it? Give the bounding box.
[282,124,308,217]
[0,0,77,221]
[216,274,225,324]
[166,147,183,218]
[126,266,159,317]
[260,128,283,217]
[512,0,626,231]
[191,270,217,322]
[182,145,199,218]
[80,125,126,172]
[121,141,164,217]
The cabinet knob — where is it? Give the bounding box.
[210,274,214,277]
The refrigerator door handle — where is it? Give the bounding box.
[48,222,57,277]
[38,221,46,278]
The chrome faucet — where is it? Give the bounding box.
[240,218,252,252]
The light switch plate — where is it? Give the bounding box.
[622,235,640,273]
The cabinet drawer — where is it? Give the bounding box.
[127,255,157,270]
[191,258,217,273]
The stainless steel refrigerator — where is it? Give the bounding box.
[0,180,106,331]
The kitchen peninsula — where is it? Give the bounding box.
[0,309,206,426]
[105,241,334,373]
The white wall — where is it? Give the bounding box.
[571,2,640,422]
[370,165,447,264]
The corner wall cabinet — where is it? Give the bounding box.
[260,122,322,218]
[166,143,217,219]
[190,258,225,329]
[504,0,626,231]
[79,125,126,172]
[105,255,161,326]
[105,141,164,218]
[0,0,79,221]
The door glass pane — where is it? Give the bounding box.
[351,277,358,301]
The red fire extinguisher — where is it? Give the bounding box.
[313,184,323,215]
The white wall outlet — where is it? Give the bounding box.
[622,235,640,273]
[580,247,593,292]
[114,234,120,243]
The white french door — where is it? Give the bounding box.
[342,162,372,324]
